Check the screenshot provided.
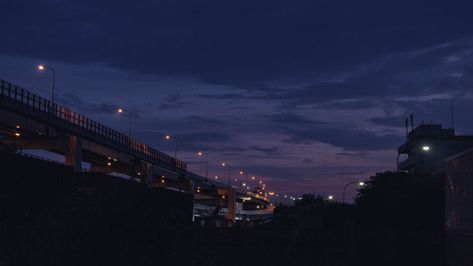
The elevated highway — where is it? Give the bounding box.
[0,79,270,225]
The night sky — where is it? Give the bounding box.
[1,0,473,200]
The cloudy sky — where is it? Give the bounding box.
[1,0,473,200]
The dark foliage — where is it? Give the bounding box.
[356,171,444,230]
[272,171,445,266]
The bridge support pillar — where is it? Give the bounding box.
[226,188,236,226]
[187,180,196,222]
[65,135,82,172]
[142,162,153,186]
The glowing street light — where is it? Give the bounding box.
[342,180,366,203]
[197,151,209,180]
[117,108,132,138]
[239,170,248,190]
[422,145,430,151]
[37,64,56,106]
[221,162,231,188]
[327,195,334,200]
[165,135,178,159]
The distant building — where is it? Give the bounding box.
[397,124,473,174]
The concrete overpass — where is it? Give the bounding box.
[0,79,271,225]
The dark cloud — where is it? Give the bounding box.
[336,152,367,158]
[267,112,402,150]
[370,116,407,128]
[281,126,402,151]
[198,93,247,100]
[302,158,314,164]
[334,171,365,176]
[251,146,279,155]
[2,0,473,88]
[2,0,473,196]
[58,93,120,115]
[158,93,187,109]
[268,112,326,126]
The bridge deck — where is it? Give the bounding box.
[0,79,186,172]
[0,79,269,205]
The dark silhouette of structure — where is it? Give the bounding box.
[397,124,473,174]
[445,149,473,266]
[396,123,473,266]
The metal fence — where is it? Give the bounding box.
[445,151,473,233]
[0,79,187,171]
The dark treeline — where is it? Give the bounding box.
[272,171,445,266]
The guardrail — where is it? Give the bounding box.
[0,79,187,171]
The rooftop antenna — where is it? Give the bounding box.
[405,118,409,140]
[451,99,454,130]
[410,114,414,131]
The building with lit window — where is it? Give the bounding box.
[397,124,473,174]
[396,124,473,265]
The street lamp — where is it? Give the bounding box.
[165,135,178,159]
[117,108,132,138]
[221,162,231,188]
[422,145,430,151]
[342,181,365,203]
[37,64,56,106]
[239,170,248,190]
[197,151,209,181]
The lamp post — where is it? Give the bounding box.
[37,64,56,107]
[165,135,178,159]
[117,108,132,138]
[221,162,231,188]
[197,151,209,181]
[239,170,248,191]
[342,181,365,203]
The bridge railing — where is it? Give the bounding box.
[0,79,187,171]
